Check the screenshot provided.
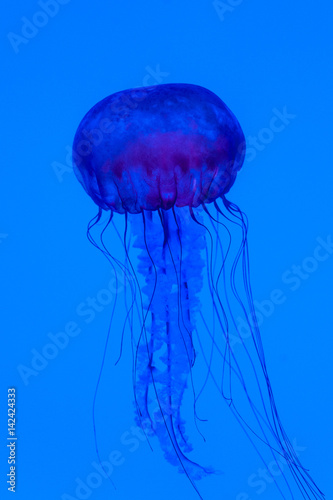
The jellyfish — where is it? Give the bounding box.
[72,83,324,499]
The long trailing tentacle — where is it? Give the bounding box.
[190,200,324,499]
[86,209,142,485]
[218,196,324,499]
[86,209,118,489]
[189,206,292,498]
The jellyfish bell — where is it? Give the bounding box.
[72,83,245,214]
[72,84,324,500]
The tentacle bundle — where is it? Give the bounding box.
[87,202,324,500]
[125,200,325,499]
[129,206,211,479]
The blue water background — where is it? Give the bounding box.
[1,1,332,499]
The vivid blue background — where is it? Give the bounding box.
[1,1,332,499]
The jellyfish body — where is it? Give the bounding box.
[73,83,245,213]
[73,84,324,499]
